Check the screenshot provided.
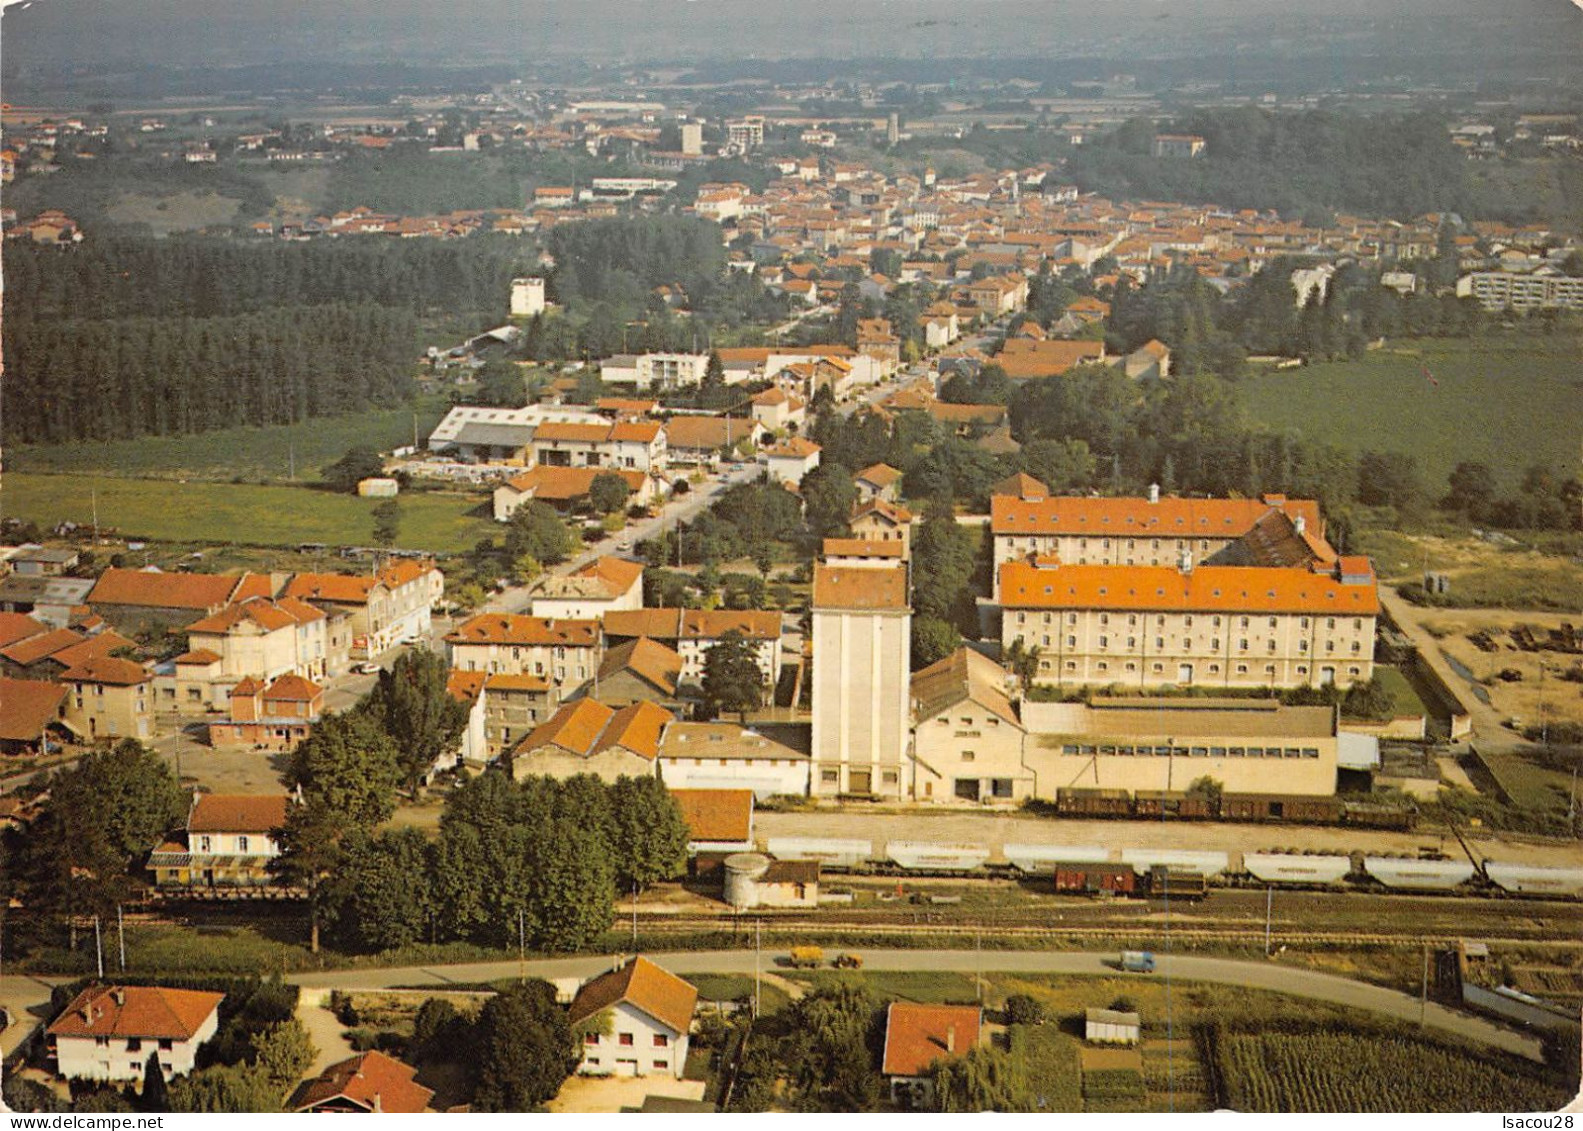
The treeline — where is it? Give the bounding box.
[4,234,528,321]
[3,304,415,444]
[1064,108,1476,222]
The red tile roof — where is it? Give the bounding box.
[446,669,487,703]
[520,697,614,757]
[882,1003,981,1077]
[990,494,1322,538]
[60,656,150,686]
[998,561,1379,615]
[293,1050,434,1114]
[598,637,683,695]
[0,613,47,650]
[501,465,647,502]
[822,538,905,559]
[48,984,224,1041]
[89,568,262,610]
[569,956,698,1035]
[47,631,139,670]
[262,674,321,701]
[446,613,600,647]
[0,627,85,666]
[0,677,67,742]
[189,794,289,834]
[593,700,673,761]
[671,788,754,842]
[812,564,910,610]
[602,609,781,642]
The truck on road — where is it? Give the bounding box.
[1120,950,1156,973]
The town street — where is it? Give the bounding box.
[282,946,1543,1061]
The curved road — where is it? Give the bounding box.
[288,946,1543,1061]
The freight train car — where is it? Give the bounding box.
[765,837,873,870]
[1145,867,1208,900]
[1483,863,1583,898]
[1220,794,1342,823]
[1004,843,1109,873]
[1133,790,1214,819]
[1053,864,1139,896]
[1120,848,1230,876]
[1243,853,1353,886]
[1362,857,1477,891]
[885,842,992,872]
[1055,788,1133,817]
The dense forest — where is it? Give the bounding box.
[1062,109,1478,223]
[4,234,529,321]
[545,214,727,310]
[3,304,416,443]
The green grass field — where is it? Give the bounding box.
[1239,335,1583,488]
[7,398,450,482]
[3,472,494,554]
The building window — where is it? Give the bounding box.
[821,770,838,784]
[127,1038,142,1052]
[1236,664,1248,674]
[237,836,249,852]
[962,751,975,762]
[585,1033,600,1045]
[653,1060,669,1071]
[1067,636,1076,647]
[883,770,899,784]
[199,836,212,853]
[653,1034,669,1047]
[1152,663,1164,673]
[619,1033,634,1047]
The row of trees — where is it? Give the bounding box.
[4,304,416,445]
[277,769,688,955]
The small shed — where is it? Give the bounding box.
[1084,1007,1141,1046]
[357,477,400,498]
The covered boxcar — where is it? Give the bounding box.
[1054,864,1139,896]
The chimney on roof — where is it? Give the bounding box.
[1294,515,1306,536]
[1178,545,1193,575]
[946,1025,956,1053]
[112,988,125,1007]
[1148,483,1160,504]
[372,1092,382,1114]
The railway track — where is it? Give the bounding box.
[624,913,1583,951]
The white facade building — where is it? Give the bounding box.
[570,957,698,1079]
[49,985,224,1082]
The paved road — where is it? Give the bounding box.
[483,461,763,616]
[286,946,1543,1060]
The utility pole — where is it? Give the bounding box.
[631,883,639,949]
[517,908,526,983]
[754,919,762,1019]
[1420,942,1430,1027]
[117,905,126,971]
[94,915,104,979]
[289,442,295,481]
[1264,886,1272,956]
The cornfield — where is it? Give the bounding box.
[1218,1031,1570,1112]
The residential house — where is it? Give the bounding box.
[662,415,762,466]
[148,793,290,888]
[445,614,601,694]
[482,673,558,758]
[592,637,685,709]
[856,317,901,374]
[601,608,782,688]
[760,437,822,486]
[446,670,489,768]
[530,556,643,621]
[910,647,1028,804]
[854,463,903,503]
[509,698,672,783]
[849,498,915,558]
[671,788,755,854]
[810,565,912,799]
[749,387,808,432]
[965,273,1028,317]
[48,985,225,1083]
[283,559,442,659]
[996,338,1107,381]
[656,722,811,799]
[207,674,323,750]
[61,656,153,741]
[822,539,907,571]
[5,547,80,576]
[882,1003,981,1107]
[493,466,654,520]
[292,1051,435,1113]
[0,676,70,755]
[570,956,698,1080]
[531,418,668,474]
[183,595,334,687]
[1122,339,1172,380]
[0,612,48,651]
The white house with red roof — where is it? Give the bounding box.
[570,956,698,1079]
[882,1002,981,1107]
[48,984,225,1082]
[529,556,644,621]
[149,794,291,889]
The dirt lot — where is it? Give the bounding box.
[546,1074,707,1113]
[756,808,1583,869]
[1416,607,1583,730]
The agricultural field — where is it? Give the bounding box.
[1239,335,1583,488]
[1213,1029,1570,1112]
[7,398,451,482]
[104,188,244,234]
[2,473,494,555]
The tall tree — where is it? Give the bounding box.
[287,711,400,828]
[505,501,575,565]
[701,630,765,722]
[800,463,857,539]
[322,447,385,493]
[470,981,576,1112]
[365,650,468,796]
[606,778,689,892]
[587,472,632,516]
